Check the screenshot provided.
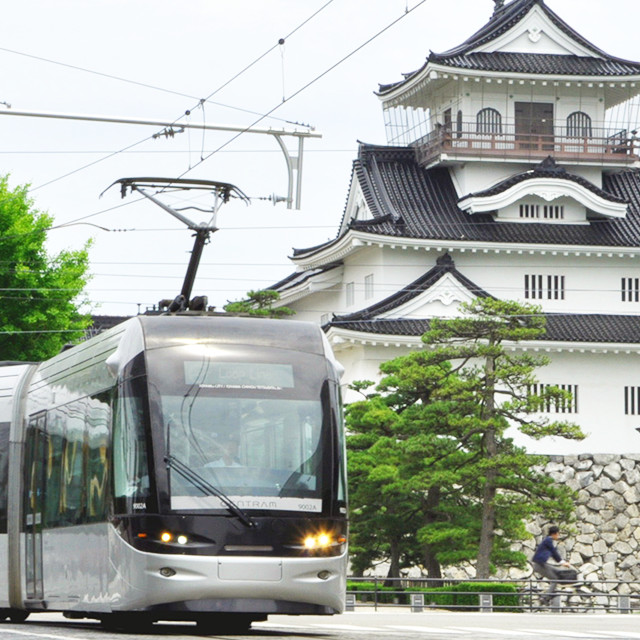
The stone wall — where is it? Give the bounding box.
[361,454,640,593]
[504,454,640,593]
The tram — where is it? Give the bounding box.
[0,315,348,631]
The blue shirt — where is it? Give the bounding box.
[532,535,562,564]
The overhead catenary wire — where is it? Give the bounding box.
[0,0,339,208]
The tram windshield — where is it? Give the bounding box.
[147,344,333,514]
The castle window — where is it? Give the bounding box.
[621,277,640,302]
[524,274,565,300]
[456,110,463,139]
[519,204,564,219]
[346,282,355,306]
[624,386,640,415]
[529,383,578,413]
[476,108,502,135]
[566,111,593,138]
[364,274,374,300]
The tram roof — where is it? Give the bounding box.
[135,314,328,355]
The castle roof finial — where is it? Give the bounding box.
[493,0,505,15]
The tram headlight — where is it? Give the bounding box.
[302,531,345,552]
[177,535,188,545]
[160,531,173,543]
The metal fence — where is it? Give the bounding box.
[346,576,640,614]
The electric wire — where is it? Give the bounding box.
[0,0,338,206]
[172,0,430,182]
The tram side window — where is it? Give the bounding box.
[44,411,64,528]
[0,421,9,533]
[113,388,150,501]
[60,402,87,525]
[86,393,111,522]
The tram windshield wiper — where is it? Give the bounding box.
[164,454,256,528]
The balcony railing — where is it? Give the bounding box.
[413,121,639,167]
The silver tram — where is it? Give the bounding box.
[0,316,348,631]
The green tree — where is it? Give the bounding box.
[223,289,295,318]
[420,298,584,577]
[346,298,584,580]
[0,176,92,361]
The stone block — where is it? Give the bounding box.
[585,483,602,496]
[612,541,633,555]
[602,562,617,579]
[615,513,630,530]
[593,454,617,465]
[573,542,593,558]
[619,458,636,471]
[603,462,623,482]
[574,459,593,471]
[624,468,640,485]
[592,539,608,554]
[578,523,596,535]
[626,504,640,518]
[587,497,606,511]
[613,481,629,494]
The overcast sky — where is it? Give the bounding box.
[1,0,638,317]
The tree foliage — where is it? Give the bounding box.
[223,289,295,318]
[346,298,584,580]
[0,176,92,361]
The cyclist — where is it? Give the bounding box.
[532,525,571,603]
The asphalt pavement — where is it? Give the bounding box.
[0,609,639,640]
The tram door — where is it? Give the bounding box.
[24,414,46,601]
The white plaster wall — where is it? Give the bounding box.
[334,340,640,456]
[452,250,640,316]
[509,349,640,455]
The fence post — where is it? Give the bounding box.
[411,593,424,613]
[345,593,356,612]
[618,595,631,614]
[479,593,493,613]
[374,576,378,612]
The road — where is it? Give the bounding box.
[0,610,639,640]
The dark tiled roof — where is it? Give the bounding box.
[268,262,342,292]
[436,0,612,59]
[429,52,640,77]
[333,253,492,322]
[328,314,640,344]
[292,144,640,259]
[463,156,628,204]
[377,0,640,95]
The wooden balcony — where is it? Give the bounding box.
[413,122,639,167]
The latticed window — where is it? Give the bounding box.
[476,108,502,134]
[524,274,565,300]
[624,386,640,415]
[529,383,578,413]
[621,277,640,302]
[566,111,592,138]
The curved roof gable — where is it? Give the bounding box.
[378,0,640,98]
[332,253,492,322]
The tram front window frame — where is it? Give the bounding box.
[145,343,340,517]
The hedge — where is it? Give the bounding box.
[347,580,520,610]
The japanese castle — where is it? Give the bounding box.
[272,0,640,456]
